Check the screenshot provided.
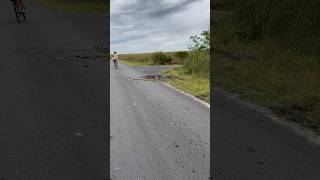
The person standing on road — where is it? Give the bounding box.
[111,52,118,62]
[111,51,119,69]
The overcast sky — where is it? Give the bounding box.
[110,0,210,54]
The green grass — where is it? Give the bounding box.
[163,67,210,103]
[119,52,210,103]
[212,0,320,134]
[121,60,154,66]
[36,0,109,13]
[213,52,320,133]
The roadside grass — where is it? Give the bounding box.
[163,50,210,103]
[119,51,210,103]
[213,44,320,134]
[36,0,109,13]
[212,0,320,133]
[163,67,210,103]
[121,60,154,66]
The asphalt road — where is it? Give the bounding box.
[110,63,210,179]
[3,1,319,179]
[0,1,109,179]
[212,88,320,179]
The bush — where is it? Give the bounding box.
[220,0,320,54]
[183,50,210,78]
[174,51,188,62]
[152,52,172,65]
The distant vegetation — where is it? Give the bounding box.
[119,52,184,65]
[213,0,320,54]
[152,52,172,65]
[213,0,320,133]
[174,51,188,62]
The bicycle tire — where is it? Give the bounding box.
[22,12,26,20]
[22,3,26,20]
[13,3,21,23]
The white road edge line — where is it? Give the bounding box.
[162,82,210,109]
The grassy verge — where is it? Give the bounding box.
[121,60,154,66]
[163,67,210,103]
[119,51,210,103]
[214,51,320,133]
[212,0,320,134]
[212,0,320,133]
[36,0,109,13]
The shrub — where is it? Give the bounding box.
[152,52,172,65]
[219,0,320,54]
[174,51,188,62]
[183,50,210,78]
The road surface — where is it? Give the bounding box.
[0,1,109,179]
[110,63,210,179]
[212,88,320,179]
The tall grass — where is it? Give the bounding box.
[214,0,320,54]
[152,52,172,65]
[183,50,210,79]
[214,52,320,131]
[213,0,320,132]
[164,50,210,102]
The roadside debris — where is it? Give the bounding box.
[131,74,175,81]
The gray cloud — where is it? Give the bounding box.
[120,0,196,18]
[111,0,210,53]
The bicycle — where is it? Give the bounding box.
[11,0,26,23]
[113,59,119,69]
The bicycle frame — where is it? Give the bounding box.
[113,59,118,69]
[12,0,26,23]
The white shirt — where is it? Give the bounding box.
[111,53,118,60]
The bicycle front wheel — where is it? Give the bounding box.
[22,3,26,20]
[13,3,21,23]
